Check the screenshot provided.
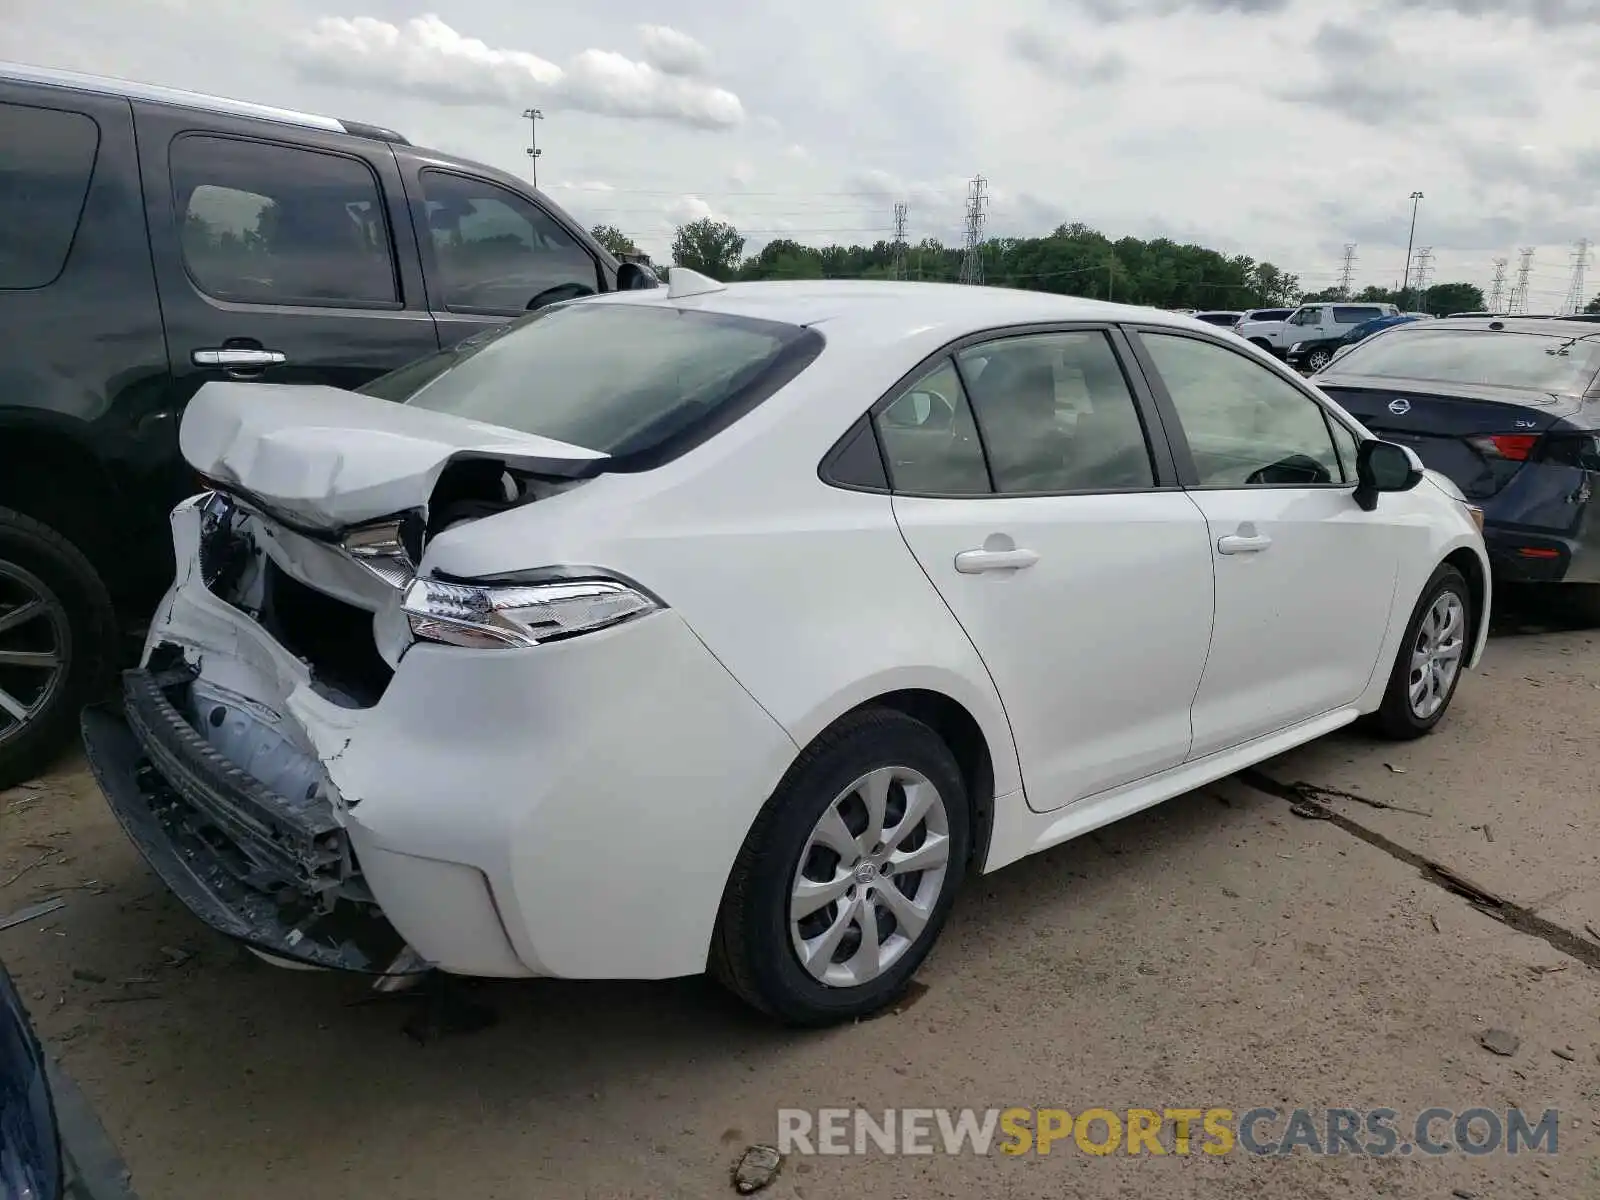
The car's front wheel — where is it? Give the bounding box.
[711,708,970,1026]
[1372,563,1472,739]
[1305,347,1334,371]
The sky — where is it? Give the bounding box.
[5,0,1599,308]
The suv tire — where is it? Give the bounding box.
[0,507,117,789]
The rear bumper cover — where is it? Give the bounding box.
[1482,523,1597,584]
[81,676,413,975]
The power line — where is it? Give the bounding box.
[1563,238,1592,315]
[1337,244,1357,299]
[1510,248,1536,314]
[1487,257,1509,311]
[958,175,988,286]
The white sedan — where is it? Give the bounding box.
[81,274,1490,1026]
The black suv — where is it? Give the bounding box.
[0,61,657,787]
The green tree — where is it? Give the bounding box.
[1354,285,1398,303]
[1421,281,1486,316]
[590,224,637,258]
[1584,293,1600,315]
[671,219,745,280]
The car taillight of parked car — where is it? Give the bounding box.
[1467,433,1539,461]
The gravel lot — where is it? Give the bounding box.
[3,594,1598,1199]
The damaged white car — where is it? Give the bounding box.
[82,274,1490,1025]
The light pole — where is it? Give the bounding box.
[1400,190,1423,306]
[522,107,543,189]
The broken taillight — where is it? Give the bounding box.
[1466,433,1539,461]
[401,575,659,649]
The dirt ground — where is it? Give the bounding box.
[3,595,1599,1199]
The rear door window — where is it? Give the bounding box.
[1333,306,1383,324]
[0,101,100,289]
[171,134,398,308]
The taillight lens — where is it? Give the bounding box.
[402,576,658,649]
[1467,433,1538,461]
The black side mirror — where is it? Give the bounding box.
[616,262,660,291]
[1353,439,1423,511]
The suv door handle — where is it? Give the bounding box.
[1217,532,1272,554]
[192,348,287,369]
[954,548,1040,574]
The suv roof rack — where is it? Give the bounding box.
[0,60,411,146]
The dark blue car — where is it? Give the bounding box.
[1286,314,1421,372]
[1,959,139,1200]
[1316,317,1600,619]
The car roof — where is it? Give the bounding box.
[591,279,1214,345]
[0,59,409,145]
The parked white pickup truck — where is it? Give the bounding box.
[1235,302,1398,357]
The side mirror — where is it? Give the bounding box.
[1353,439,1423,511]
[616,262,659,291]
[525,281,597,312]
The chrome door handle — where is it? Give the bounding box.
[954,548,1040,574]
[1217,533,1272,554]
[192,347,287,368]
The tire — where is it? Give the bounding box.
[1249,338,1274,353]
[710,708,970,1026]
[0,507,118,789]
[1371,563,1471,740]
[1305,347,1333,372]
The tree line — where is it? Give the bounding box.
[592,219,1599,317]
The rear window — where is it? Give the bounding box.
[1194,312,1241,326]
[1248,309,1291,322]
[1333,306,1383,324]
[359,301,823,468]
[0,102,100,289]
[1332,328,1600,395]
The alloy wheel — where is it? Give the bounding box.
[788,765,951,988]
[0,562,70,751]
[1408,589,1464,720]
[1307,349,1332,371]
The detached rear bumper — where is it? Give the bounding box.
[1482,524,1597,584]
[80,671,416,975]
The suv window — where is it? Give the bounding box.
[956,332,1155,492]
[1333,305,1383,324]
[1141,332,1345,487]
[171,135,397,308]
[875,359,990,495]
[1289,307,1323,326]
[0,102,100,290]
[420,171,601,313]
[363,302,822,467]
[1254,309,1292,322]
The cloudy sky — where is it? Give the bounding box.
[5,0,1599,306]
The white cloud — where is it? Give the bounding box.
[637,25,711,77]
[289,14,745,129]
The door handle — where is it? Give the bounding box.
[1217,533,1272,554]
[192,348,287,369]
[954,548,1040,574]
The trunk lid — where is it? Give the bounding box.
[180,382,607,529]
[1318,374,1582,500]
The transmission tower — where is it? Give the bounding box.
[1510,248,1535,314]
[1337,244,1357,299]
[891,203,908,281]
[1486,257,1509,312]
[958,175,988,286]
[1410,247,1434,301]
[1564,238,1593,315]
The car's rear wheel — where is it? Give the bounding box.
[0,508,117,789]
[711,708,969,1026]
[1372,563,1471,740]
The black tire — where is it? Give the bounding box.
[1305,347,1333,372]
[1371,563,1471,740]
[1249,338,1274,353]
[0,507,118,788]
[710,708,970,1026]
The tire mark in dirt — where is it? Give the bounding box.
[1238,769,1600,972]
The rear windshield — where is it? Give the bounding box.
[359,301,823,468]
[1331,328,1600,395]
